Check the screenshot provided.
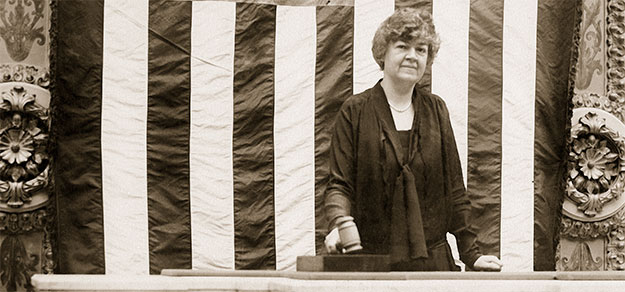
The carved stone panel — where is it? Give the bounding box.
[574,0,625,125]
[0,0,51,289]
[560,0,625,272]
[607,224,625,270]
[607,0,625,111]
[574,0,606,97]
[0,0,49,67]
[0,68,51,291]
[557,237,604,271]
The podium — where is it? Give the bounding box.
[296,255,390,272]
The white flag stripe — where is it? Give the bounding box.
[432,0,470,184]
[274,5,317,271]
[432,0,471,267]
[353,0,394,94]
[190,0,236,270]
[101,0,149,275]
[501,0,537,271]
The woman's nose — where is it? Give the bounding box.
[405,48,418,60]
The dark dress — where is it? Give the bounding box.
[324,81,481,271]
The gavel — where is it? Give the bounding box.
[335,216,363,253]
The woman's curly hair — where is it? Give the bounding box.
[372,8,441,70]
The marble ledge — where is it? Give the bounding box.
[31,272,625,292]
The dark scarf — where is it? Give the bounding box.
[375,86,428,262]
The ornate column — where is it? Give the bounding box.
[557,0,625,271]
[0,0,54,291]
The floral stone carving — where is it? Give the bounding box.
[607,226,625,270]
[600,205,625,270]
[607,0,625,108]
[576,0,603,91]
[0,85,48,209]
[573,93,625,123]
[558,241,603,271]
[561,216,613,239]
[578,1,625,127]
[567,112,625,217]
[0,235,37,291]
[0,64,49,89]
[0,0,46,62]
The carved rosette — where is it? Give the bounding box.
[567,111,625,217]
[0,85,49,210]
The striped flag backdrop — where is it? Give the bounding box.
[53,0,577,274]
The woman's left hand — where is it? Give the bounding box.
[472,255,503,271]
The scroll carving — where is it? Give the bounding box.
[568,0,583,102]
[0,0,46,62]
[558,241,603,271]
[577,0,603,90]
[581,0,625,123]
[573,93,625,122]
[0,64,49,88]
[561,216,613,239]
[607,0,625,107]
[0,208,46,234]
[607,226,625,270]
[41,204,53,274]
[0,235,37,291]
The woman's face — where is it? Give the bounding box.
[382,40,428,85]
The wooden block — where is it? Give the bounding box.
[296,255,390,272]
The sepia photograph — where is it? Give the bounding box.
[0,0,622,291]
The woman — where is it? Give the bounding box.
[323,8,502,271]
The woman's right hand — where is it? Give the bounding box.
[324,227,342,254]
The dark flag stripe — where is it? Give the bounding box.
[533,0,578,271]
[314,5,354,254]
[54,0,105,274]
[467,0,503,258]
[394,0,432,92]
[147,0,192,274]
[394,0,431,10]
[233,3,277,270]
[189,0,354,5]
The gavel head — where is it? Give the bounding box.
[336,216,363,254]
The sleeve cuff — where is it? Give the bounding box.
[463,252,482,270]
[324,192,351,230]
